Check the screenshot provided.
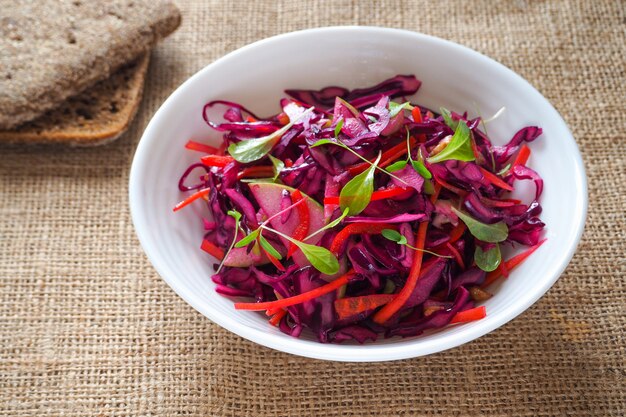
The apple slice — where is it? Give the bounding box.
[222,231,268,268]
[248,182,326,267]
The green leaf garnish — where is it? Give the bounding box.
[497,163,511,176]
[268,154,285,181]
[474,244,502,272]
[440,107,458,130]
[389,101,413,118]
[239,178,277,184]
[295,242,340,275]
[386,160,408,173]
[334,118,344,138]
[381,228,451,258]
[305,208,350,240]
[339,152,382,215]
[234,229,260,248]
[381,229,408,245]
[427,122,475,164]
[228,107,314,163]
[311,138,338,148]
[227,209,242,223]
[451,207,509,243]
[258,234,282,259]
[411,159,432,179]
[216,210,243,273]
[262,225,339,275]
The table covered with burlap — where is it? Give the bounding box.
[1,1,624,415]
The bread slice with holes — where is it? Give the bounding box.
[0,0,180,130]
[0,53,149,146]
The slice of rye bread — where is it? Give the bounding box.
[0,53,149,146]
[0,0,180,129]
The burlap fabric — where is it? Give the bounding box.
[1,1,624,415]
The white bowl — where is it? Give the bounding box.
[129,27,587,362]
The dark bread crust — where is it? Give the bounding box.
[0,0,180,129]
[0,53,149,146]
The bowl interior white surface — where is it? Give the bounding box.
[130,27,586,362]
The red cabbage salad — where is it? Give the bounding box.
[174,75,546,344]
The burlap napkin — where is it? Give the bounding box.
[0,1,623,415]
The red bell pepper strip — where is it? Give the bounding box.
[372,184,441,324]
[448,222,466,244]
[259,244,286,272]
[479,167,514,191]
[234,270,356,311]
[334,294,395,320]
[373,221,429,324]
[411,107,427,143]
[287,190,310,258]
[480,196,523,208]
[433,177,468,197]
[498,260,510,278]
[201,239,224,260]
[449,306,486,324]
[512,144,531,168]
[185,140,218,154]
[329,223,397,255]
[173,187,210,212]
[237,166,274,179]
[446,242,466,270]
[268,309,288,326]
[470,136,483,161]
[201,155,235,168]
[277,113,290,125]
[323,187,413,205]
[482,239,546,287]
[346,137,417,176]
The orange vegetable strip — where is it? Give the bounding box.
[446,242,466,270]
[480,196,523,208]
[411,107,427,143]
[323,187,413,205]
[173,187,210,212]
[234,270,355,311]
[412,106,422,123]
[373,222,429,324]
[287,190,310,258]
[237,166,274,179]
[512,144,531,167]
[269,309,288,326]
[334,294,395,320]
[482,239,546,287]
[259,244,285,272]
[448,222,466,243]
[200,239,224,260]
[373,184,441,324]
[498,260,510,278]
[470,136,482,160]
[449,306,486,324]
[430,182,442,202]
[201,155,235,168]
[329,223,397,255]
[479,167,514,191]
[266,307,282,316]
[277,113,290,125]
[185,140,218,154]
[346,137,417,176]
[433,177,468,196]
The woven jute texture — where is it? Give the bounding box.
[1,1,624,415]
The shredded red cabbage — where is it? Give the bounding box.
[175,75,546,344]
